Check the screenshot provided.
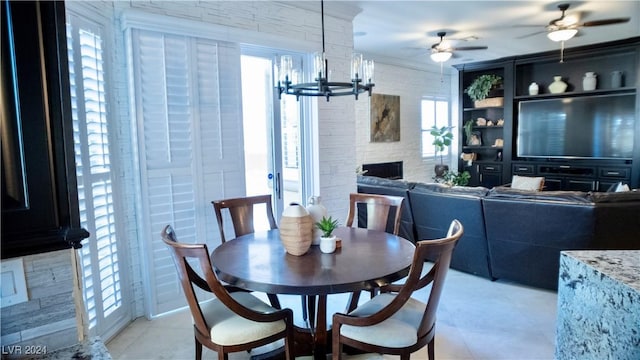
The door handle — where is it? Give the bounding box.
[275,172,282,200]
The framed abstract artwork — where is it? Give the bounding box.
[370,94,400,142]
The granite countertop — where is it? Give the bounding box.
[563,250,640,292]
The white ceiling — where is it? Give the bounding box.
[309,1,640,71]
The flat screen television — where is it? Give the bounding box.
[517,93,636,160]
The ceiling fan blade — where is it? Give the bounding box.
[517,30,546,39]
[582,18,630,27]
[451,46,488,51]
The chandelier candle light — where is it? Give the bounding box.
[276,0,374,101]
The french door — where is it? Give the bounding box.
[240,48,310,220]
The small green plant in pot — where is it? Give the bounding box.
[315,216,339,238]
[442,170,471,187]
[464,74,503,104]
[429,125,454,177]
[463,120,474,144]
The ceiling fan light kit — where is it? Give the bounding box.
[547,28,578,42]
[276,0,374,101]
[430,51,453,63]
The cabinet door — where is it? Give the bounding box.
[543,178,563,191]
[465,164,481,187]
[597,181,620,192]
[566,179,596,191]
[1,1,88,258]
[480,171,503,188]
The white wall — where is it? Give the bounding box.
[356,62,455,183]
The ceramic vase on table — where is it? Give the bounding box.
[528,82,539,95]
[582,72,597,91]
[306,196,327,245]
[279,203,313,256]
[548,76,567,94]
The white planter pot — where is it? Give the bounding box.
[319,236,337,254]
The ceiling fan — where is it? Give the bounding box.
[544,3,630,42]
[430,31,488,63]
[534,3,630,62]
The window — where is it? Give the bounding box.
[421,98,450,158]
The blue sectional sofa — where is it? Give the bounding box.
[357,175,640,290]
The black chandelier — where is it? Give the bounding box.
[276,0,374,101]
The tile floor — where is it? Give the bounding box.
[107,268,558,360]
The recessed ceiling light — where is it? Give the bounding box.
[354,31,367,37]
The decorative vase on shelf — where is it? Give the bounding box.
[528,82,539,95]
[611,71,623,88]
[582,72,597,91]
[548,76,567,94]
[306,196,327,245]
[279,203,313,256]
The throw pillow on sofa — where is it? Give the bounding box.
[511,175,545,191]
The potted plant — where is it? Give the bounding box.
[463,119,474,145]
[429,125,454,177]
[441,170,471,187]
[316,216,339,253]
[464,74,503,107]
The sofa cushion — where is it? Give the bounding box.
[411,182,490,198]
[488,186,592,204]
[357,175,415,189]
[588,190,640,203]
[408,183,492,279]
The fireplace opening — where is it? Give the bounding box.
[361,161,403,180]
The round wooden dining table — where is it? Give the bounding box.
[210,226,415,359]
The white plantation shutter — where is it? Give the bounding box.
[66,13,129,340]
[130,28,245,315]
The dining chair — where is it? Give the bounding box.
[212,195,306,319]
[345,192,405,308]
[332,219,464,360]
[212,194,282,308]
[346,193,404,235]
[161,225,295,360]
[212,194,277,243]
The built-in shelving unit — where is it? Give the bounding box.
[455,37,640,190]
[457,63,512,187]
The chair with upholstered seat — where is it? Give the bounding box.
[212,194,282,309]
[332,219,464,360]
[345,192,405,310]
[161,225,295,360]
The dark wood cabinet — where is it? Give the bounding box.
[457,62,513,188]
[456,37,640,190]
[1,1,88,258]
